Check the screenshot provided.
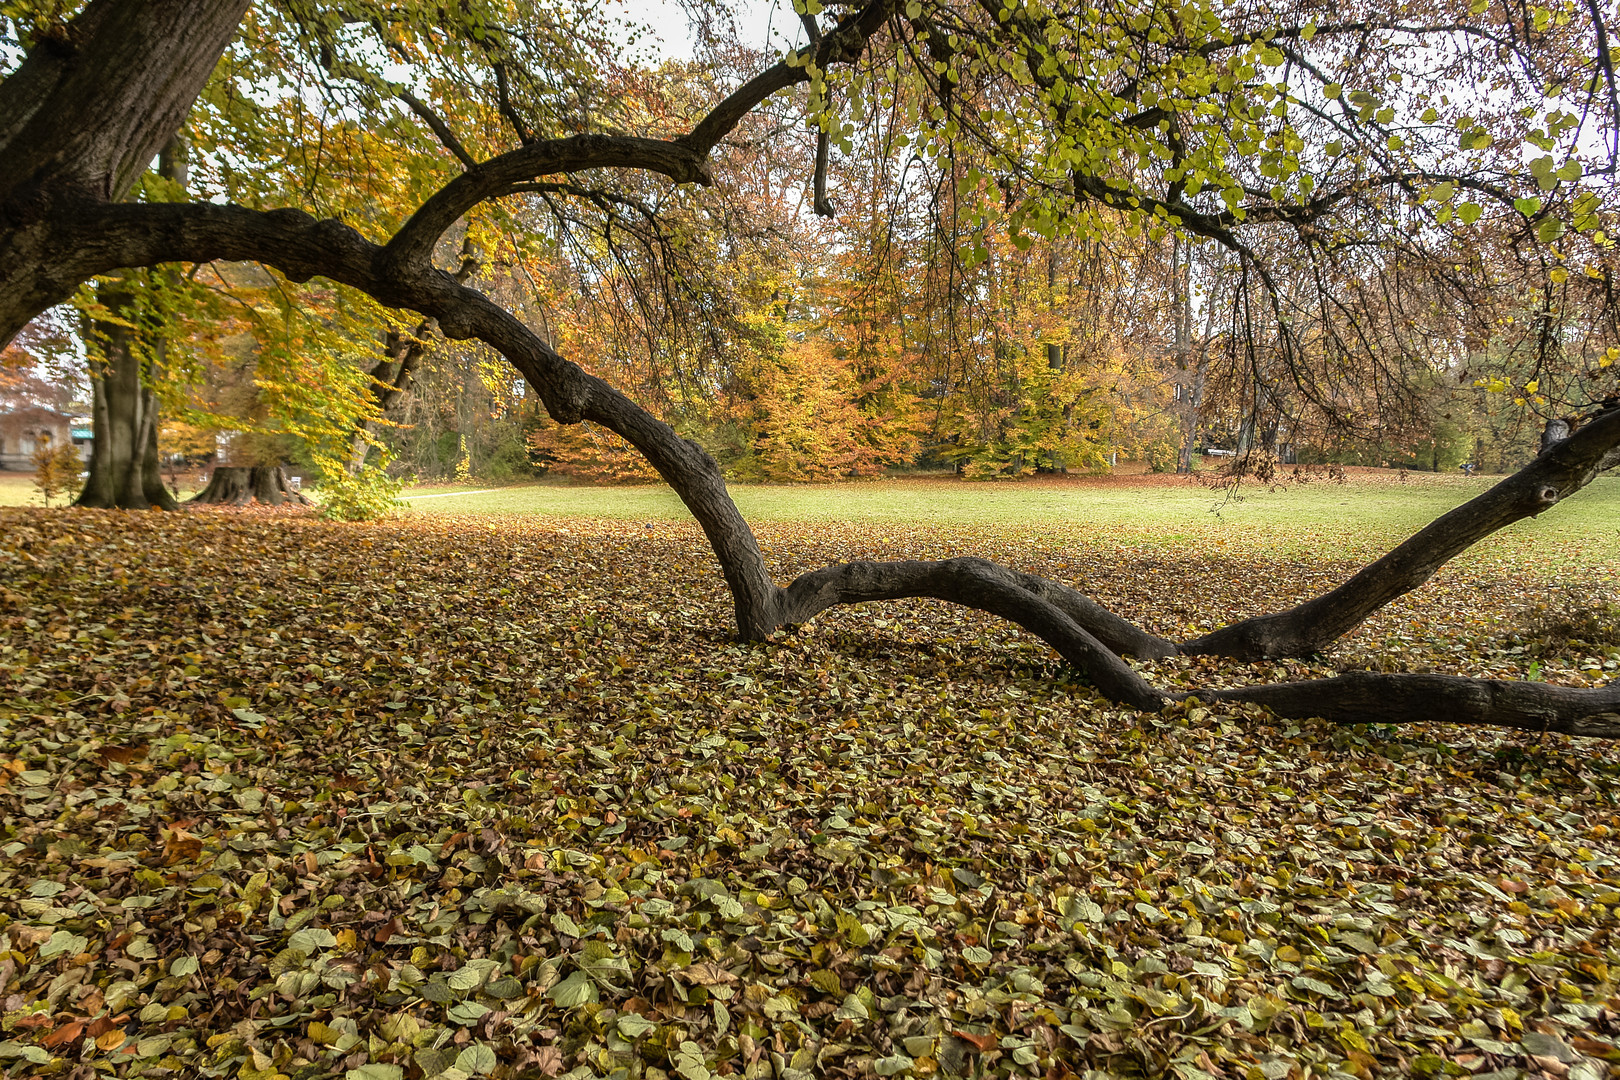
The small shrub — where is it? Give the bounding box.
[31,442,83,506]
[1145,439,1180,473]
[314,458,404,521]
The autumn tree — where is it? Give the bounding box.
[3,0,1620,735]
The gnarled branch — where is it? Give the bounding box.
[1205,674,1620,740]
[1186,411,1620,659]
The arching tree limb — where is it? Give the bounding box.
[774,557,1167,707]
[7,0,1620,742]
[778,559,1180,660]
[1185,411,1620,660]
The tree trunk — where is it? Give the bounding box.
[348,325,429,474]
[75,137,190,513]
[347,239,478,474]
[74,301,178,511]
[1176,357,1207,475]
[189,465,310,507]
[0,0,251,347]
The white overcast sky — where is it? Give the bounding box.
[609,0,800,61]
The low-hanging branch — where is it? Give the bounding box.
[60,192,1620,737]
[5,0,1620,740]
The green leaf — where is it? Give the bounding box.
[446,964,485,991]
[1291,975,1342,999]
[288,928,337,954]
[484,977,523,999]
[446,1000,490,1025]
[38,930,88,959]
[346,1067,404,1080]
[674,1040,712,1080]
[547,971,597,1008]
[169,955,200,977]
[617,1013,658,1038]
[455,1044,498,1075]
[0,1041,51,1064]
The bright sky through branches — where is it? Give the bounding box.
[612,0,795,60]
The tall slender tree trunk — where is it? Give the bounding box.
[1176,359,1207,474]
[76,297,177,510]
[347,325,431,474]
[75,136,188,510]
[1172,237,1206,475]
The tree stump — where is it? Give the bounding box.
[189,465,310,507]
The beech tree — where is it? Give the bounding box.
[3,0,1619,735]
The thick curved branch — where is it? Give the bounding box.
[54,198,781,635]
[1186,408,1620,659]
[382,1,897,273]
[775,558,1166,708]
[0,0,249,202]
[30,198,1620,738]
[1205,673,1620,739]
[382,135,712,272]
[778,558,1178,660]
[346,0,903,278]
[679,0,896,157]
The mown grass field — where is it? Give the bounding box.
[398,470,1620,572]
[2,475,1619,1080]
[0,473,39,507]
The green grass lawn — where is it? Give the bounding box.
[0,471,207,507]
[0,471,43,507]
[400,471,1620,571]
[13,466,1616,572]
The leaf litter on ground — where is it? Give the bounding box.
[1,506,1619,1079]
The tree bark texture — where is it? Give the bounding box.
[0,0,251,346]
[75,137,190,512]
[74,306,178,511]
[190,465,310,507]
[348,326,431,473]
[1184,411,1620,659]
[1204,674,1620,740]
[8,0,1620,739]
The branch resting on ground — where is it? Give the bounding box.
[9,0,1620,739]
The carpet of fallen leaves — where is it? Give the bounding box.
[3,507,1620,1080]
